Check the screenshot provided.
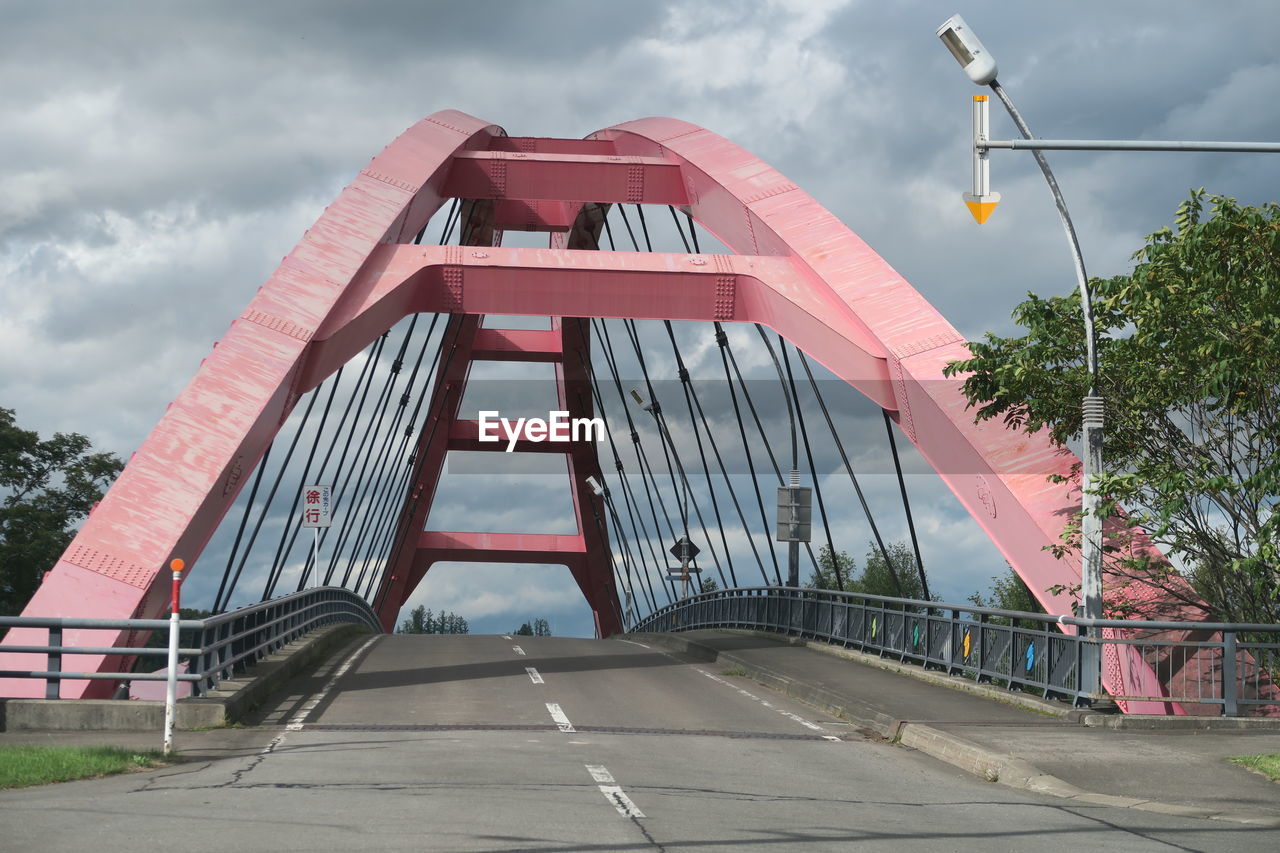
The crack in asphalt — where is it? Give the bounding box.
[129,761,212,793]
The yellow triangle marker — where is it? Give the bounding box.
[963,191,1001,224]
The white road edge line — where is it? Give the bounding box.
[615,639,651,649]
[513,645,526,656]
[526,667,544,684]
[695,667,827,733]
[586,765,645,818]
[546,702,576,732]
[286,635,378,731]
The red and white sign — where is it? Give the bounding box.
[301,484,333,528]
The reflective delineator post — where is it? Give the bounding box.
[964,95,1001,224]
[163,558,185,755]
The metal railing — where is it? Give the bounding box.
[0,587,382,698]
[634,586,1280,716]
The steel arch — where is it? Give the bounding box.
[3,111,1200,711]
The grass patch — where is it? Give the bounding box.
[1228,754,1280,782]
[721,666,749,677]
[0,746,165,789]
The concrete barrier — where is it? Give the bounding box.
[0,623,372,732]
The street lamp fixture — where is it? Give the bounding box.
[936,15,998,85]
[629,388,655,413]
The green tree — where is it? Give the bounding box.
[533,618,551,637]
[0,408,123,616]
[514,622,534,636]
[807,542,928,600]
[698,578,719,594]
[968,565,1045,629]
[398,606,469,634]
[808,545,856,591]
[943,191,1279,623]
[857,541,927,600]
[398,605,432,634]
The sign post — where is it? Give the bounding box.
[163,558,186,756]
[301,484,333,574]
[668,536,701,598]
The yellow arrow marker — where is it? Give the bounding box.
[963,191,1001,224]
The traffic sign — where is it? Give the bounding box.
[669,536,700,562]
[775,485,812,542]
[301,484,333,528]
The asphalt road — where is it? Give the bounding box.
[2,634,1277,851]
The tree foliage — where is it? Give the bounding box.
[0,408,123,616]
[943,191,1279,623]
[968,566,1045,629]
[397,605,469,635]
[807,542,929,600]
[513,618,552,637]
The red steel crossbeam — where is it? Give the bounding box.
[373,312,621,637]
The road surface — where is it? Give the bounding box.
[2,634,1275,851]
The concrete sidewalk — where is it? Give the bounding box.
[633,629,1280,828]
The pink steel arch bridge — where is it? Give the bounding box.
[2,110,1209,709]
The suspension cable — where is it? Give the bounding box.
[213,440,274,612]
[575,318,662,610]
[796,351,897,583]
[782,341,844,591]
[714,325,782,584]
[883,409,930,601]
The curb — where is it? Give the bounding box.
[1078,713,1280,730]
[0,623,371,732]
[732,629,1075,718]
[630,631,1280,829]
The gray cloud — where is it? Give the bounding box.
[3,1,1276,632]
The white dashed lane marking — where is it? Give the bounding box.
[695,667,826,732]
[526,667,544,684]
[513,645,526,656]
[286,635,378,731]
[546,702,576,732]
[586,765,645,818]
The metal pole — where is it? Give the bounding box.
[982,138,1280,153]
[787,469,801,588]
[972,96,989,197]
[163,558,185,755]
[988,79,1104,700]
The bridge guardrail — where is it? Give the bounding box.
[633,587,1280,717]
[0,586,381,698]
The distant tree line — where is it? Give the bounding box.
[513,618,551,637]
[397,605,469,635]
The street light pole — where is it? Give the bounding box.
[937,14,1104,697]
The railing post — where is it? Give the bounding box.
[45,625,62,700]
[1223,631,1238,717]
[976,612,987,682]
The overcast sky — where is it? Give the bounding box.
[3,1,1278,636]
